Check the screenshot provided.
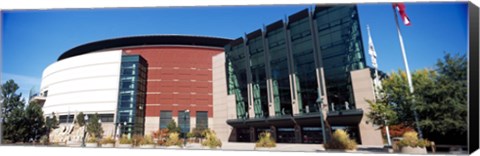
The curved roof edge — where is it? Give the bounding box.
[58,35,233,61]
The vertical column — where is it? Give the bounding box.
[310,9,329,115]
[284,21,299,116]
[229,128,237,142]
[244,40,255,119]
[294,124,302,143]
[270,125,277,142]
[249,126,256,142]
[263,28,276,117]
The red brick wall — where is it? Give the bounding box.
[124,46,223,118]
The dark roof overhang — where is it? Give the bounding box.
[58,35,232,61]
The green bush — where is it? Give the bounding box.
[139,134,155,145]
[119,135,132,144]
[324,130,357,150]
[165,132,182,147]
[201,129,222,149]
[397,131,430,148]
[100,136,115,144]
[255,132,276,148]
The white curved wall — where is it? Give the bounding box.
[40,50,122,116]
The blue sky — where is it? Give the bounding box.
[1,3,468,100]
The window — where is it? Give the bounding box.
[196,111,208,129]
[178,110,190,133]
[159,111,172,129]
[98,114,114,122]
[59,115,74,123]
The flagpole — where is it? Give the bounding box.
[392,5,423,139]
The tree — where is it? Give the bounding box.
[86,113,104,138]
[24,102,46,142]
[76,112,85,127]
[1,80,27,143]
[370,53,467,145]
[166,120,181,133]
[45,112,59,130]
[366,98,397,126]
[415,53,467,145]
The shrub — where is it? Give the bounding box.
[119,135,132,144]
[255,132,276,148]
[131,134,144,146]
[382,124,415,138]
[165,132,182,147]
[167,120,181,133]
[397,131,430,148]
[201,129,222,149]
[100,136,115,144]
[324,130,357,150]
[87,136,97,143]
[139,134,155,145]
[39,135,49,145]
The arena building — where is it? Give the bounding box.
[34,4,383,146]
[36,35,231,140]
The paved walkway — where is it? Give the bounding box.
[183,142,389,154]
[63,141,384,153]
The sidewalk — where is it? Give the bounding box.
[183,142,387,153]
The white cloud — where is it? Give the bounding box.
[1,72,42,100]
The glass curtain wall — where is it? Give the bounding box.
[313,5,366,110]
[246,30,269,118]
[116,55,147,136]
[265,21,293,116]
[288,10,319,114]
[226,38,249,119]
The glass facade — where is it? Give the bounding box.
[266,21,293,116]
[226,38,249,119]
[314,6,365,109]
[247,30,269,118]
[225,5,365,119]
[116,55,147,136]
[288,10,319,114]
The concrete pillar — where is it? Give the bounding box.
[351,68,383,146]
[294,124,302,143]
[249,127,256,142]
[270,125,277,141]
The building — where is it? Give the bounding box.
[36,4,382,146]
[38,35,231,140]
[213,5,383,145]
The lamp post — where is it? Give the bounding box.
[183,109,189,147]
[316,88,327,144]
[82,115,89,147]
